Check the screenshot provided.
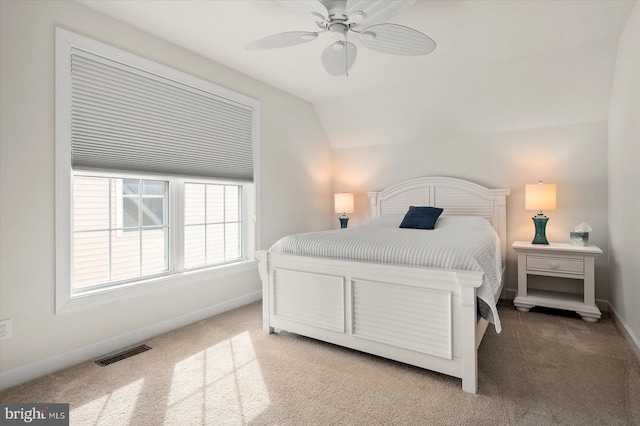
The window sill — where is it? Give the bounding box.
[57,259,258,314]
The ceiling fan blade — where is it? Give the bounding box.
[276,0,328,23]
[346,0,414,27]
[359,24,436,56]
[246,31,319,50]
[321,41,357,76]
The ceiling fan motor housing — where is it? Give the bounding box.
[321,0,348,21]
[320,0,366,29]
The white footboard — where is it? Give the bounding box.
[256,250,485,393]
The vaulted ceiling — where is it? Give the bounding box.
[78,0,635,149]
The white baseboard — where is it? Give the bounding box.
[0,291,262,392]
[607,301,640,361]
[596,298,609,312]
[503,288,517,300]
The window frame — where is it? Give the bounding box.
[71,171,174,293]
[62,170,257,312]
[182,181,245,269]
[55,28,260,313]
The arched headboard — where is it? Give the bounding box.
[367,177,510,263]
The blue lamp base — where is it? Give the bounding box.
[531,215,549,245]
[339,216,349,229]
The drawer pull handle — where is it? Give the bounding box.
[550,262,559,269]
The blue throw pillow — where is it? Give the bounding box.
[399,206,444,230]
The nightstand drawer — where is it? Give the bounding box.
[527,255,584,275]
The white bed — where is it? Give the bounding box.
[255,177,510,393]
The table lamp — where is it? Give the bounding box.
[525,181,556,244]
[334,193,354,229]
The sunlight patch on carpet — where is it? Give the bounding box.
[165,331,270,424]
[70,378,145,424]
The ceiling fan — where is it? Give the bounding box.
[246,0,436,76]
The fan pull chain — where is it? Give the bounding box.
[345,30,349,78]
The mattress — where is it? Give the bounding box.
[270,215,503,332]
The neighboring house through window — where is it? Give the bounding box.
[183,183,243,268]
[73,175,170,289]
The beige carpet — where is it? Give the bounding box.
[1,301,639,425]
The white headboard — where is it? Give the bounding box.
[367,177,510,263]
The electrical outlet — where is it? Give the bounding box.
[0,318,12,340]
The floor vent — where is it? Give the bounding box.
[95,344,151,367]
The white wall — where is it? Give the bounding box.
[0,0,332,378]
[328,13,622,301]
[317,39,618,150]
[320,20,620,304]
[333,121,610,299]
[608,2,640,347]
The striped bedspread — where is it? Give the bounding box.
[270,215,503,332]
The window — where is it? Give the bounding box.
[71,172,252,295]
[56,29,260,312]
[73,175,169,290]
[184,183,243,268]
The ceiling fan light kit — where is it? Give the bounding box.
[322,41,357,76]
[246,0,436,76]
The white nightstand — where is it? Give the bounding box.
[512,241,603,322]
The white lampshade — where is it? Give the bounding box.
[525,183,556,211]
[334,193,354,214]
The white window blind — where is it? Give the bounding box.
[70,48,255,181]
[56,29,259,313]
